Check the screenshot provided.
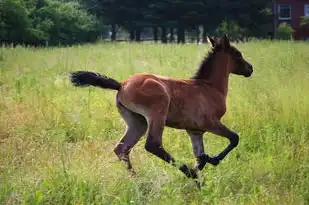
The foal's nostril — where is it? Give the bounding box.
[247,64,253,73]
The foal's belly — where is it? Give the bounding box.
[164,105,216,131]
[165,119,190,130]
[165,116,204,131]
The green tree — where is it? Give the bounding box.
[0,0,103,46]
[80,0,122,41]
[0,0,32,44]
[221,0,272,37]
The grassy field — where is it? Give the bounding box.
[1,40,309,205]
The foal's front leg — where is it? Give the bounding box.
[207,122,239,166]
[145,113,198,179]
[186,130,209,171]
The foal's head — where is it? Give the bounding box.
[208,35,253,77]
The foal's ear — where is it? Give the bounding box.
[208,36,216,47]
[222,34,231,48]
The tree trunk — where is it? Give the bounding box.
[202,24,208,43]
[190,33,194,43]
[111,24,116,41]
[177,26,185,44]
[129,29,135,41]
[169,28,175,43]
[153,27,158,42]
[161,26,167,43]
[135,27,142,42]
[196,27,200,44]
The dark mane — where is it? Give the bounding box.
[191,47,218,80]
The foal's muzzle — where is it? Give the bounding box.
[243,64,253,77]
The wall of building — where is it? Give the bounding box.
[276,0,309,40]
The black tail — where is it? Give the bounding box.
[70,71,121,91]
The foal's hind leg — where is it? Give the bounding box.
[206,122,239,166]
[113,102,147,175]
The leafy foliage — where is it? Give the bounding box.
[0,0,103,46]
[0,0,32,44]
[0,0,273,45]
[216,20,247,41]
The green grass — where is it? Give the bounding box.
[1,40,309,205]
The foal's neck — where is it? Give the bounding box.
[207,54,230,97]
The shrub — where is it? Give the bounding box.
[276,22,294,40]
[300,16,309,27]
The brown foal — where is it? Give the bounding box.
[70,35,253,182]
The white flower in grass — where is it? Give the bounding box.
[54,74,71,87]
[54,75,64,87]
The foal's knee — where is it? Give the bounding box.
[229,133,239,147]
[114,143,130,159]
[197,154,208,170]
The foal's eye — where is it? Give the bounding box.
[236,52,242,58]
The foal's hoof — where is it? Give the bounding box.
[207,156,220,166]
[195,180,202,190]
[180,165,198,179]
[128,169,137,178]
[187,168,198,179]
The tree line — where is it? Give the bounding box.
[0,0,273,46]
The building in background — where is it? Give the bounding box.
[273,0,309,40]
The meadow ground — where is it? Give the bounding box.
[1,40,309,205]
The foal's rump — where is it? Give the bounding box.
[117,74,171,120]
[70,71,171,119]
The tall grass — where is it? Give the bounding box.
[1,40,309,205]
